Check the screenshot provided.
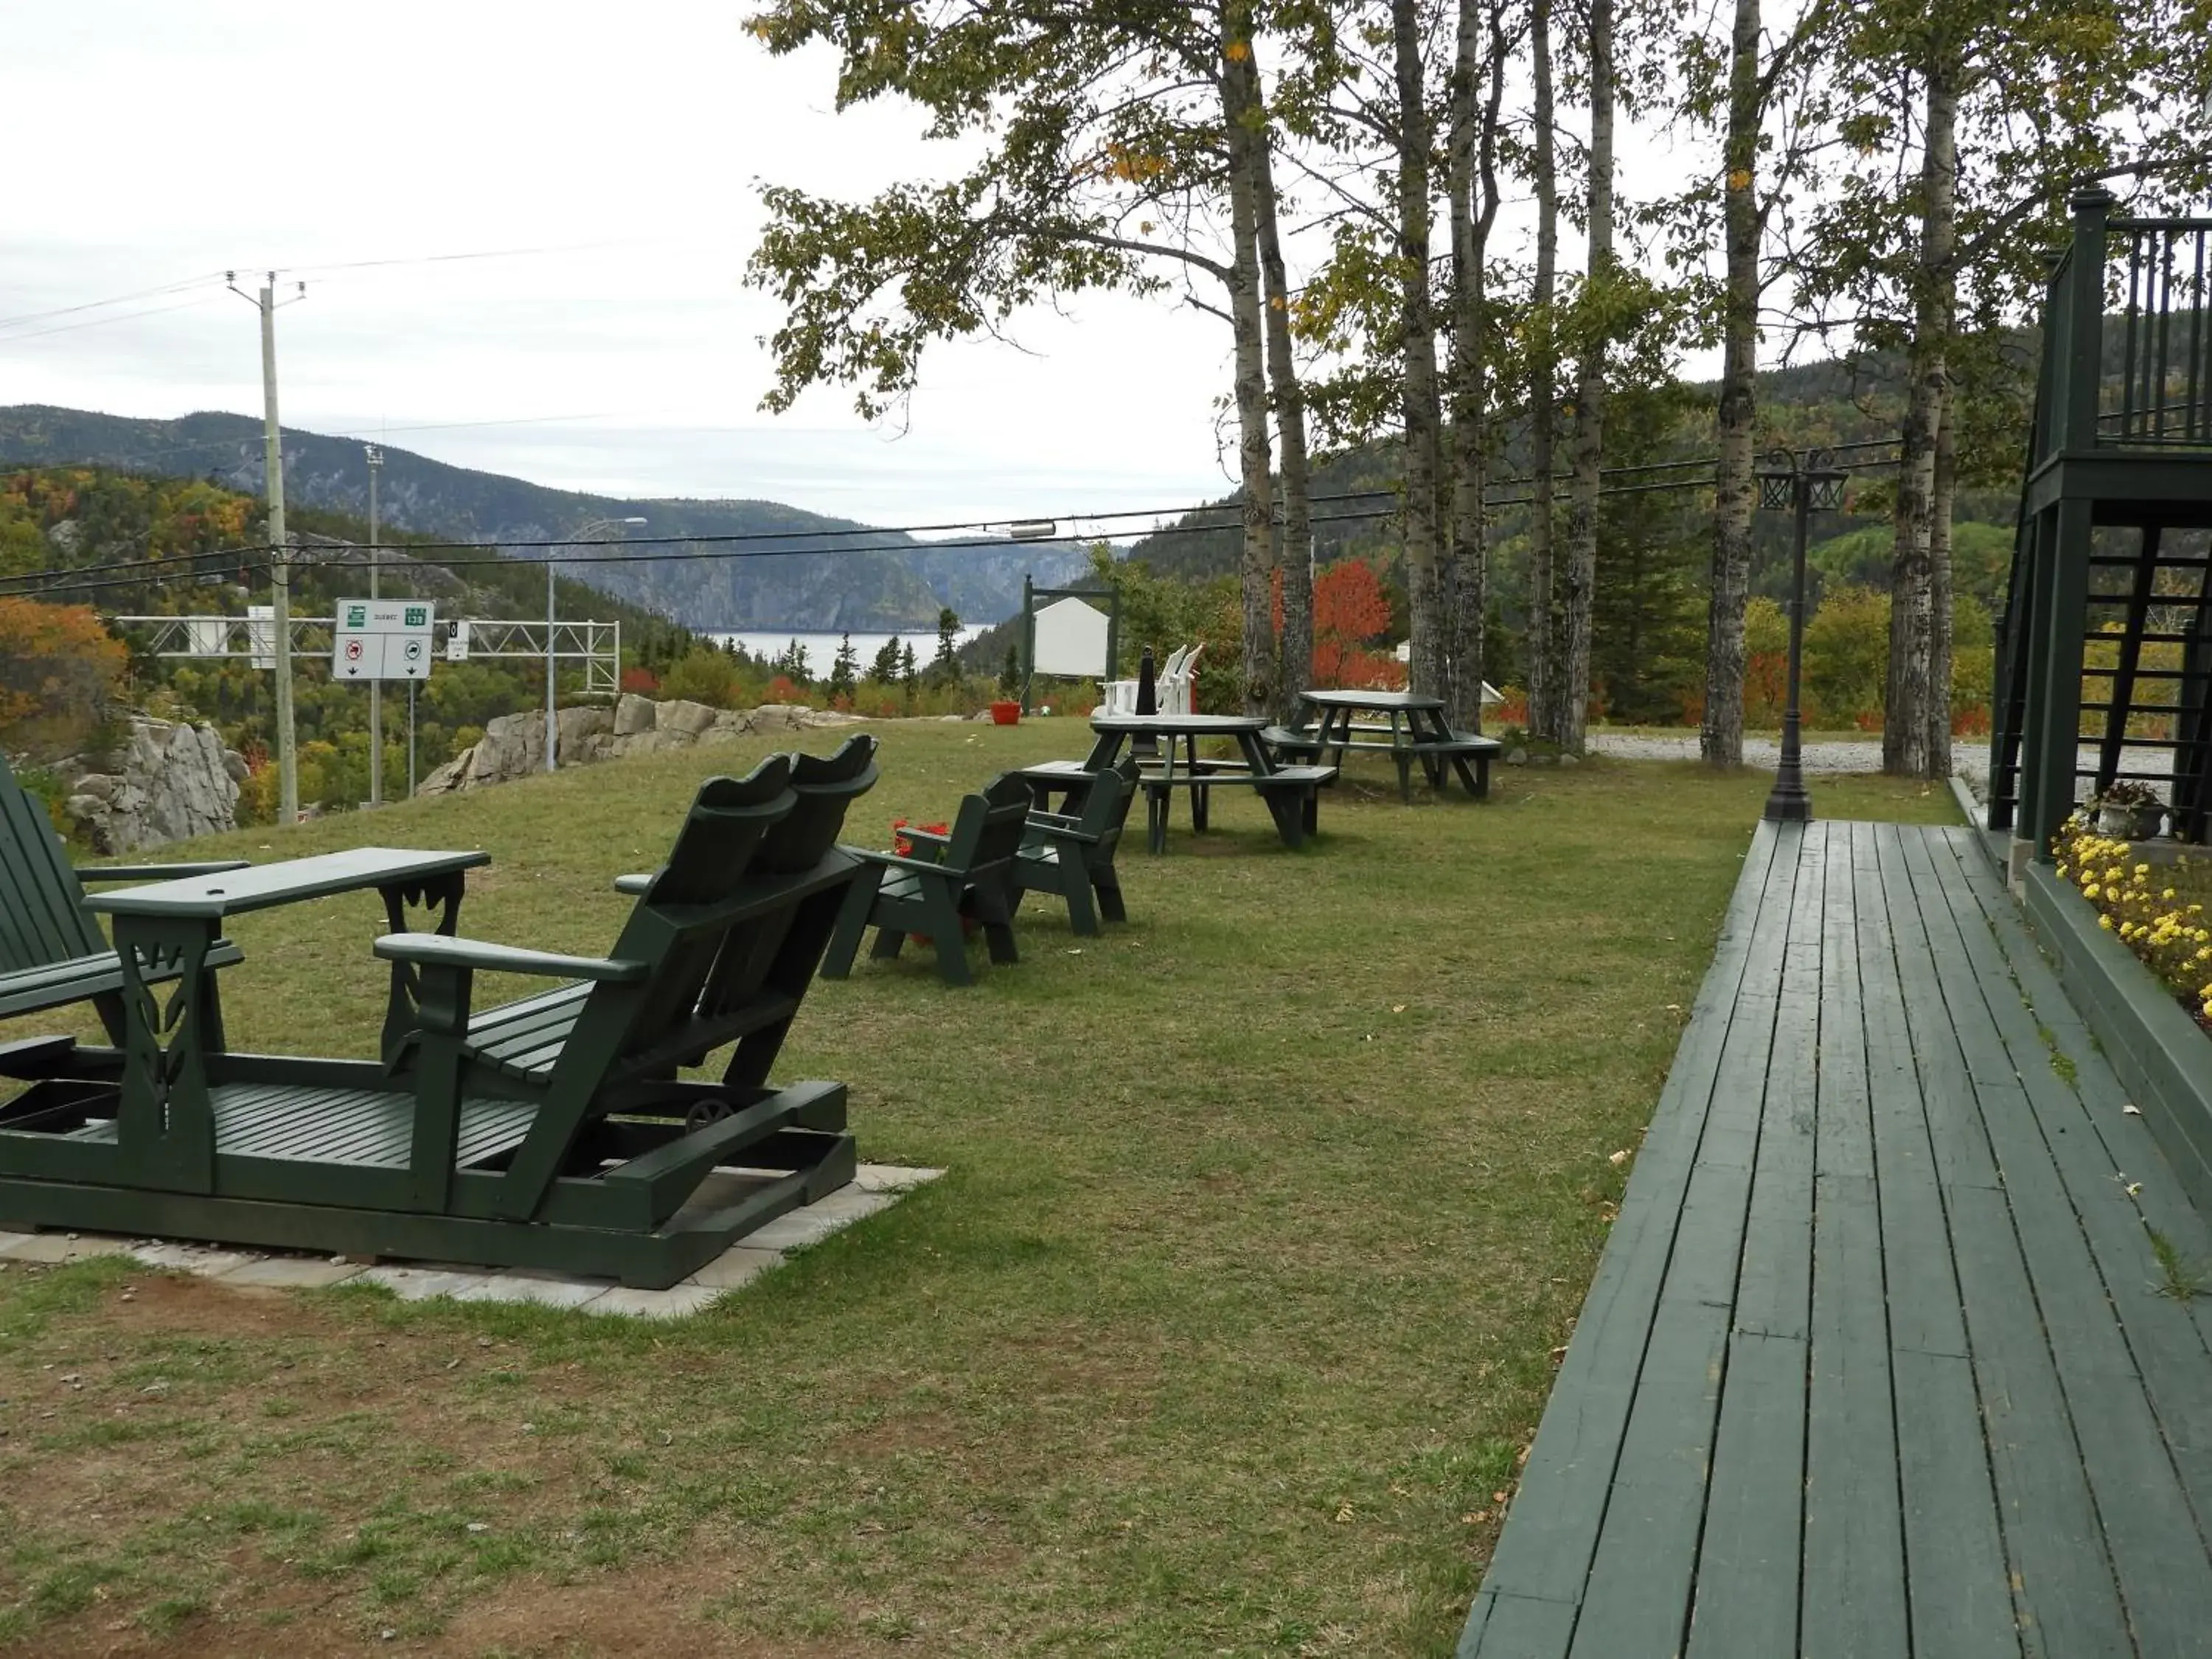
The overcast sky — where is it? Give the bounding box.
[1,1,1704,532]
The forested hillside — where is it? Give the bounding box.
[0,406,1088,631]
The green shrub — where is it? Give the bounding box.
[658,647,746,709]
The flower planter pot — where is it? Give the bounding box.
[990,701,1021,726]
[2096,803,2165,839]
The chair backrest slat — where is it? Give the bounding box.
[964,773,1035,877]
[0,755,104,973]
[758,734,878,874]
[560,757,797,1082]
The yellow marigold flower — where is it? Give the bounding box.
[2137,864,2152,877]
[2084,883,2102,899]
[2056,863,2069,878]
[2101,914,2115,930]
[2166,888,2178,901]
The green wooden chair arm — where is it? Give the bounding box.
[77,860,251,883]
[1026,815,1102,844]
[854,849,964,879]
[898,825,953,850]
[373,932,650,983]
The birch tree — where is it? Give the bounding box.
[743,0,1315,713]
[1792,0,2212,778]
[1553,0,1614,752]
[1525,0,1561,737]
[1680,0,1840,768]
[1444,0,1513,731]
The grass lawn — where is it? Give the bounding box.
[0,721,1958,1657]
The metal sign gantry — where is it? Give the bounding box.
[111,614,622,695]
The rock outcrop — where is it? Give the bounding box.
[60,718,245,854]
[415,697,865,797]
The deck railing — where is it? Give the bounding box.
[2105,218,2212,448]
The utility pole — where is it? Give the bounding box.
[366,443,384,807]
[231,271,305,824]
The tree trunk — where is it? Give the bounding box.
[1883,66,1956,777]
[1221,3,1277,716]
[1527,0,1558,737]
[1557,0,1613,752]
[1391,0,1446,700]
[1927,376,1956,776]
[1243,44,1312,724]
[1703,0,1761,768]
[1445,0,1507,732]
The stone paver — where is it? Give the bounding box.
[451,1273,609,1310]
[0,1166,942,1319]
[217,1256,367,1290]
[360,1265,489,1302]
[592,1284,724,1320]
[742,1186,895,1251]
[688,1247,782,1291]
[131,1242,260,1276]
[0,1231,138,1264]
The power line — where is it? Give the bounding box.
[0,271,228,332]
[0,292,228,347]
[1,438,1907,602]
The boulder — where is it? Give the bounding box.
[470,712,542,785]
[60,716,240,854]
[613,692,658,737]
[655,699,722,738]
[555,704,612,764]
[416,749,473,797]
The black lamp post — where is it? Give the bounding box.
[1756,446,1847,824]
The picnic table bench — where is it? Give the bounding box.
[1079,714,1334,853]
[1264,689,1498,802]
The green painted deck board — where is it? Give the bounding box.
[1685,1330,1805,1658]
[72,1086,534,1172]
[1462,820,2212,1657]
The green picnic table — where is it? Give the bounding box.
[1081,714,1335,852]
[1266,689,1499,802]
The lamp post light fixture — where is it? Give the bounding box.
[1754,446,1847,824]
[546,515,647,773]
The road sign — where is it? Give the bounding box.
[333,599,435,682]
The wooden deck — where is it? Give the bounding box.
[1460,821,2212,1658]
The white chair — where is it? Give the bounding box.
[1157,645,1192,715]
[1172,641,1205,714]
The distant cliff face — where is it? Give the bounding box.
[0,406,1088,632]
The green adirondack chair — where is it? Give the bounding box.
[0,752,247,1040]
[0,757,877,1288]
[822,772,1031,987]
[1014,755,1136,935]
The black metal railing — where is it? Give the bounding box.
[2028,195,2212,469]
[2105,220,2212,448]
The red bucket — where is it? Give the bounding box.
[990,701,1021,726]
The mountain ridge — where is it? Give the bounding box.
[0,405,1088,630]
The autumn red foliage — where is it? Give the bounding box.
[1274,557,1404,689]
[619,666,660,695]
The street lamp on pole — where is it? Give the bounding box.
[1755,447,1847,824]
[546,515,646,773]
